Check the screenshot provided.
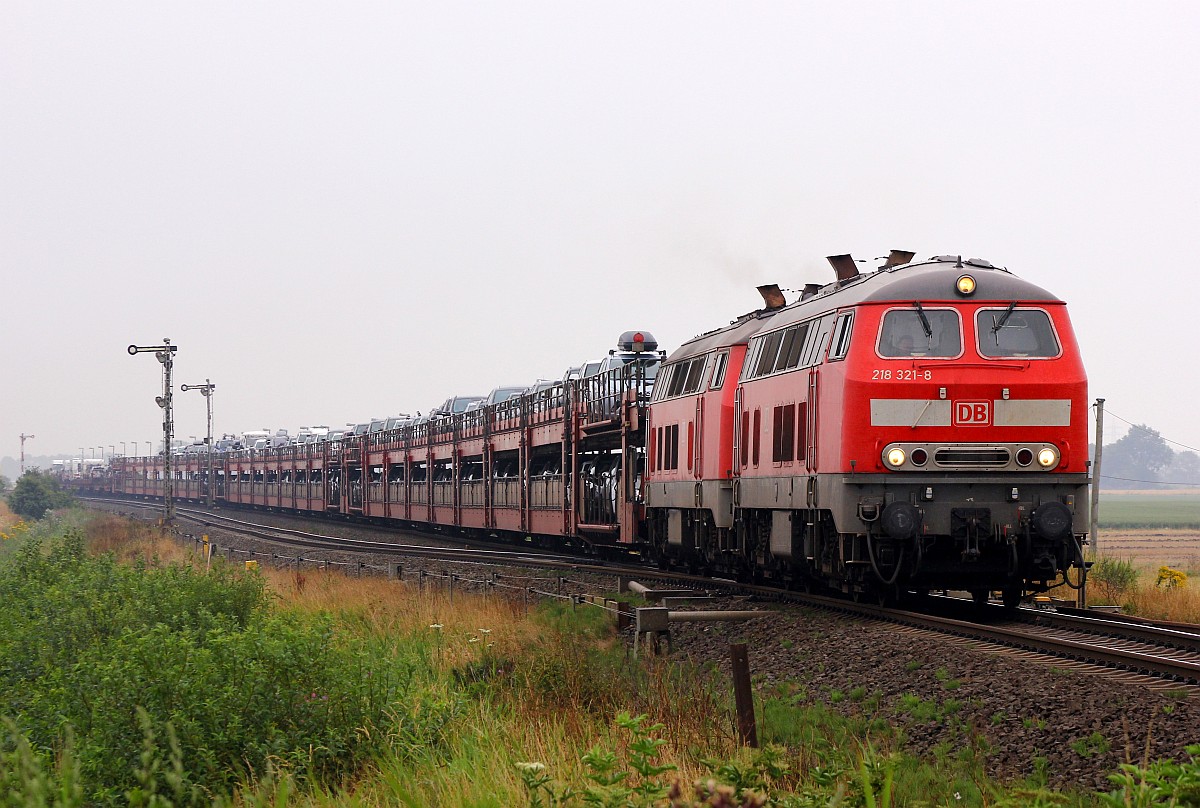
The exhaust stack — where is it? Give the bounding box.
[827,254,859,283]
[883,249,916,268]
[756,284,787,310]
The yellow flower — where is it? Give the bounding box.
[1155,566,1188,590]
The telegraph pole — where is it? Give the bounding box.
[18,433,34,475]
[129,338,179,523]
[181,379,216,507]
[1090,398,1105,557]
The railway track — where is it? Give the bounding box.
[84,495,1200,690]
[89,496,600,569]
[809,593,1200,689]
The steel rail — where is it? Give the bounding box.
[921,592,1200,654]
[1020,608,1200,655]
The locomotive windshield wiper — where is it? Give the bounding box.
[912,301,933,340]
[992,301,1017,335]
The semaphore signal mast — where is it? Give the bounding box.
[19,433,35,475]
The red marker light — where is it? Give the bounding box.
[634,332,644,343]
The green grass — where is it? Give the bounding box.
[0,531,407,803]
[1099,494,1200,529]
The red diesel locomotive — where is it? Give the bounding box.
[644,252,1089,605]
[97,251,1089,606]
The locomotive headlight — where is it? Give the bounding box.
[885,447,906,468]
[1037,447,1059,468]
[955,275,977,295]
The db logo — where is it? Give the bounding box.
[954,401,990,426]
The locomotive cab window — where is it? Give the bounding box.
[975,308,1061,358]
[877,307,962,358]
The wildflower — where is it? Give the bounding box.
[429,623,443,630]
[469,637,480,643]
[1156,566,1188,590]
[515,762,545,773]
[478,628,492,634]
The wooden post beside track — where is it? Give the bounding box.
[730,643,758,748]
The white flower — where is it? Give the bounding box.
[469,637,480,643]
[479,628,492,634]
[429,623,443,630]
[515,762,545,773]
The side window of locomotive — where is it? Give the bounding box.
[667,361,690,397]
[975,308,1061,358]
[799,314,835,367]
[774,322,810,372]
[754,330,785,376]
[652,364,672,401]
[740,338,763,382]
[828,312,854,361]
[877,308,962,358]
[655,356,710,400]
[709,352,729,390]
[682,355,708,394]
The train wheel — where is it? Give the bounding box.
[1001,586,1023,610]
[971,589,990,608]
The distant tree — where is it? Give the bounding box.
[1164,450,1200,486]
[7,470,73,520]
[1102,424,1175,489]
[0,475,10,496]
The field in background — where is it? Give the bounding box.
[1099,491,1200,530]
[1092,528,1200,573]
[1087,492,1200,619]
[1094,491,1200,574]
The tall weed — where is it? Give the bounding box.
[1088,556,1139,601]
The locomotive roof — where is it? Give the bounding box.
[665,309,784,363]
[665,256,1063,364]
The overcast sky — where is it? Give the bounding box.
[3,1,1198,460]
